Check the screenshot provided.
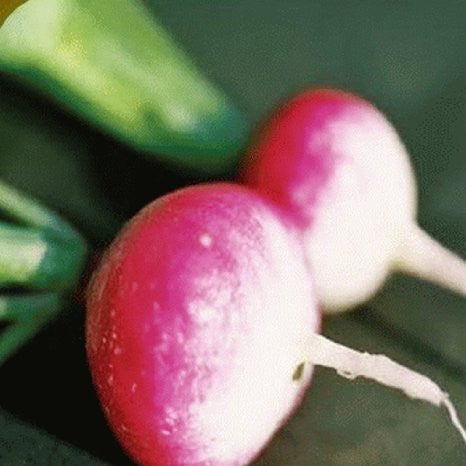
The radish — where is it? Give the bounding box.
[242,88,466,312]
[86,183,465,465]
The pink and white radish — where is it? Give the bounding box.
[242,88,466,312]
[86,183,465,465]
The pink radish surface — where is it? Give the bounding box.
[86,182,466,465]
[242,88,466,312]
[86,183,320,466]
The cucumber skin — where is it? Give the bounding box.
[0,0,247,174]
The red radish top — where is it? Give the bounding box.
[243,88,418,311]
[245,89,348,227]
[86,183,320,466]
[244,88,415,228]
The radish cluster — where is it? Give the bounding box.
[86,89,466,465]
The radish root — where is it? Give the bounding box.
[307,333,466,444]
[396,224,466,299]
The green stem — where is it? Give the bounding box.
[0,179,88,291]
[0,292,62,322]
[0,317,55,366]
[0,181,87,365]
[0,291,62,365]
[0,180,76,239]
[0,221,86,290]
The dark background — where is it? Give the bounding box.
[0,1,465,464]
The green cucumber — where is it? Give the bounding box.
[0,0,247,173]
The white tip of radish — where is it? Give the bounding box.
[306,333,466,445]
[395,223,466,299]
[444,397,466,444]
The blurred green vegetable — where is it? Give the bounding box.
[0,0,247,174]
[0,180,87,365]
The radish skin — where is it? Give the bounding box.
[86,183,465,465]
[86,184,320,465]
[242,88,466,312]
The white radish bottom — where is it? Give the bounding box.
[306,333,466,444]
